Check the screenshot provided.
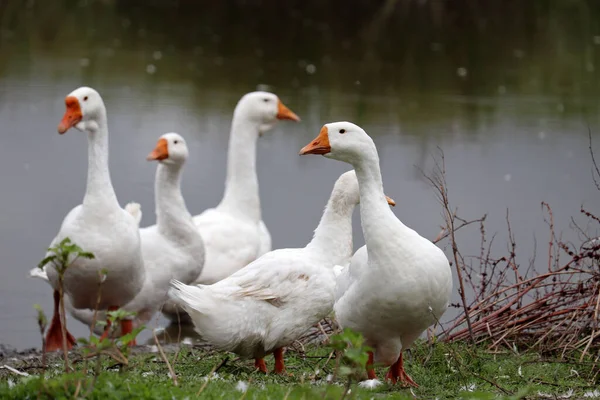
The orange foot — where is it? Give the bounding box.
[366,351,377,380]
[120,319,137,346]
[273,348,287,375]
[385,352,418,387]
[44,290,76,352]
[254,357,267,373]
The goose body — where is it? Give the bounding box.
[33,133,205,337]
[41,87,145,351]
[300,122,453,386]
[46,206,143,311]
[168,171,393,373]
[162,91,299,322]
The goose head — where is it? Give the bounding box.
[147,132,189,166]
[333,170,396,207]
[58,86,106,134]
[299,122,375,164]
[234,91,300,134]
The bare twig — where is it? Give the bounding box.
[422,145,600,359]
[0,365,29,377]
[542,202,555,273]
[153,330,178,386]
[579,285,600,362]
[196,357,229,396]
[83,271,106,379]
[57,281,70,373]
[432,216,486,244]
[171,308,183,366]
[422,148,475,343]
[589,126,600,192]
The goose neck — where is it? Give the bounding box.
[83,116,119,209]
[218,116,261,221]
[306,191,355,267]
[353,149,405,243]
[155,163,197,242]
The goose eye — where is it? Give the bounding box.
[174,140,179,144]
[263,98,269,102]
[83,96,88,101]
[339,129,346,134]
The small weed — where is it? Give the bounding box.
[35,237,148,396]
[328,328,372,397]
[38,237,95,372]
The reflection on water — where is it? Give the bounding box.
[0,0,599,350]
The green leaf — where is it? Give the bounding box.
[70,243,84,253]
[118,333,137,346]
[131,326,144,337]
[108,309,137,321]
[58,237,72,247]
[79,251,95,260]
[33,304,47,327]
[97,337,112,350]
[38,255,56,269]
[37,237,95,281]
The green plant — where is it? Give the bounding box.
[38,237,95,276]
[32,304,48,383]
[76,309,143,379]
[33,304,47,351]
[106,309,144,355]
[38,237,95,372]
[34,238,150,397]
[328,328,372,398]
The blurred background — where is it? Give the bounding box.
[1,0,599,349]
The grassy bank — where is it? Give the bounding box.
[1,340,598,399]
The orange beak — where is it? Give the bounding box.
[299,126,331,155]
[58,96,83,134]
[385,195,396,207]
[147,138,169,161]
[276,100,301,122]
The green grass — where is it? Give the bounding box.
[0,341,598,399]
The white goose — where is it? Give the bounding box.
[162,91,300,322]
[41,87,145,351]
[167,170,395,374]
[300,122,453,386]
[34,133,205,340]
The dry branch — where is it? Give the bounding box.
[424,146,600,358]
[421,148,476,343]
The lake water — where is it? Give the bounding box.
[1,1,599,350]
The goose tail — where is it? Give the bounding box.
[125,202,142,225]
[168,279,211,314]
[29,267,49,282]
